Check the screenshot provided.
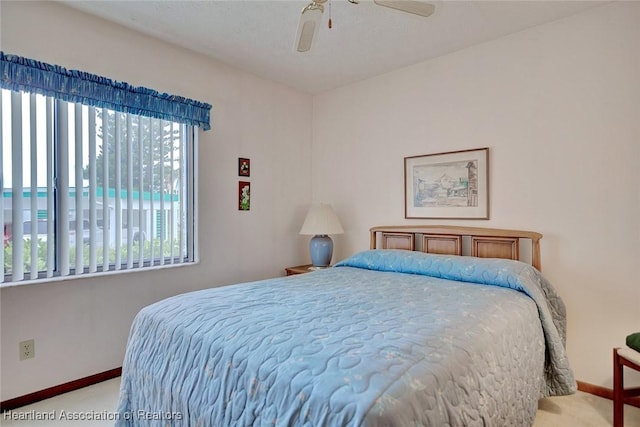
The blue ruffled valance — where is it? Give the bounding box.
[0,52,211,131]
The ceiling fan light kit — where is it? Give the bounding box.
[294,0,435,53]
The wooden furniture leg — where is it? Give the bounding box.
[613,347,640,427]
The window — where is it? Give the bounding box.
[1,53,210,284]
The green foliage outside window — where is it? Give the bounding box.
[3,238,183,277]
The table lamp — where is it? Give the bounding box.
[299,203,344,269]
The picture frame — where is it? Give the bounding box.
[238,181,251,211]
[404,148,489,219]
[238,158,250,177]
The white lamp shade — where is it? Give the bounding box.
[299,203,344,235]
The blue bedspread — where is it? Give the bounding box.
[116,250,576,426]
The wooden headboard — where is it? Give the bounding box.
[370,225,543,271]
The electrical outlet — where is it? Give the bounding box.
[19,339,35,360]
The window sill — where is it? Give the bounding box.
[0,260,200,289]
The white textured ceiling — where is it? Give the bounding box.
[61,0,607,94]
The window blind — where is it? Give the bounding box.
[0,53,209,284]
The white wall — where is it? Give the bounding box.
[312,2,640,389]
[0,1,312,401]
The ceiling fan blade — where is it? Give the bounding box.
[373,0,435,17]
[294,2,324,53]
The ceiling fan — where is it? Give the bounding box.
[294,0,436,53]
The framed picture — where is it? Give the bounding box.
[239,181,250,211]
[239,158,250,177]
[404,148,489,219]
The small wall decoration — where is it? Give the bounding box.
[238,158,250,177]
[404,148,489,219]
[239,181,251,211]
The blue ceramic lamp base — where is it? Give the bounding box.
[309,234,333,268]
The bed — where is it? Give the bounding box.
[116,225,576,426]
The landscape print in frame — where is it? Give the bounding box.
[404,148,489,219]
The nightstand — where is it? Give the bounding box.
[285,264,314,276]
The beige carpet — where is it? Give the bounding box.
[535,391,640,427]
[2,378,639,426]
